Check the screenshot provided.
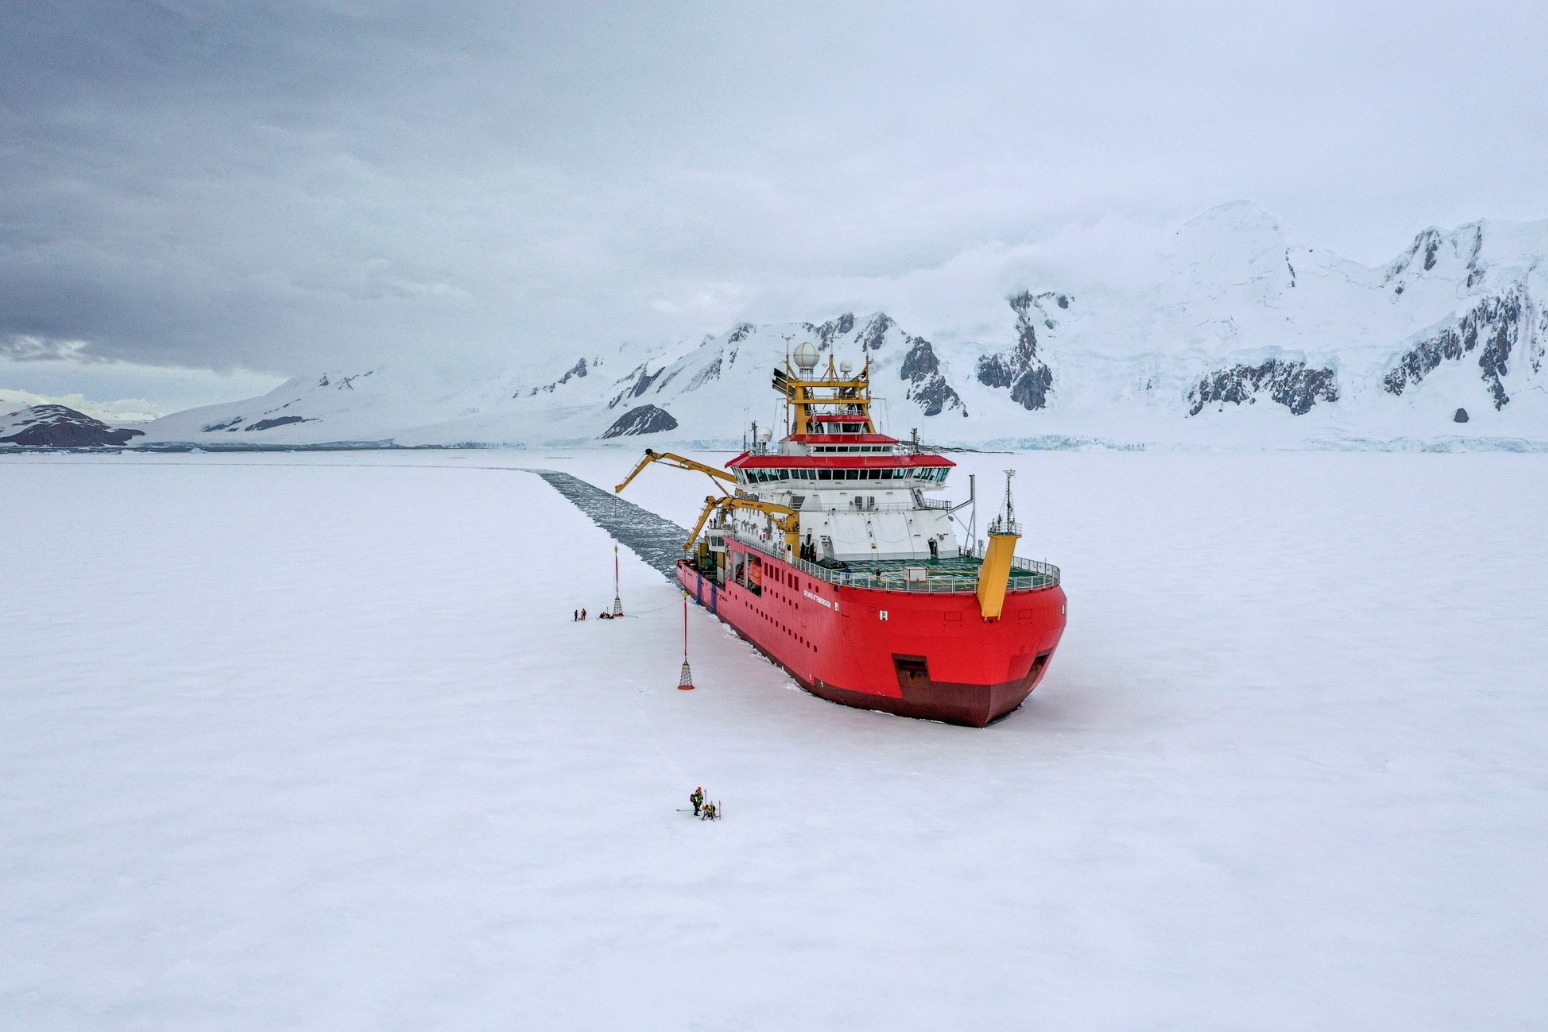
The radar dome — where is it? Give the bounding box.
[793,342,819,372]
[839,360,853,376]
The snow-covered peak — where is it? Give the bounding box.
[129,205,1548,451]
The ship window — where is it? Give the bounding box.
[818,469,832,481]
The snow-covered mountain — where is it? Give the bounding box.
[0,405,146,448]
[140,203,1548,450]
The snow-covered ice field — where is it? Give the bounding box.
[3,449,1545,1030]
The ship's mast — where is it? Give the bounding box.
[989,469,1020,536]
[772,344,876,436]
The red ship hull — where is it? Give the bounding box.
[678,545,1067,727]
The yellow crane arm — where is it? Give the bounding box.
[615,448,736,495]
[682,496,802,555]
[683,495,725,552]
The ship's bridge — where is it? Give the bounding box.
[722,448,960,563]
[725,451,953,486]
[711,347,967,562]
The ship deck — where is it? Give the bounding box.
[732,534,1061,594]
[819,554,1058,593]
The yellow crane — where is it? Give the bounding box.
[616,448,801,558]
[615,448,737,495]
[684,495,802,556]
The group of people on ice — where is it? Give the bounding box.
[572,607,623,621]
[689,786,719,821]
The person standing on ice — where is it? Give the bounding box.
[690,786,704,817]
[573,609,578,621]
[580,608,587,620]
[701,801,717,821]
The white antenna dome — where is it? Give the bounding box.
[757,427,773,443]
[839,360,853,376]
[793,342,819,372]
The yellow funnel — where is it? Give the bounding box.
[976,531,1019,620]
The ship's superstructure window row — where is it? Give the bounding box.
[809,445,891,453]
[739,467,948,484]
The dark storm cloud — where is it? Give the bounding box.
[4,0,1548,383]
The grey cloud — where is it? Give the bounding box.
[4,0,1548,385]
[0,335,106,362]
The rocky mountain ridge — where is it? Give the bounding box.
[0,405,146,448]
[135,204,1548,450]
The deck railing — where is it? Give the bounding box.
[725,530,1061,594]
[792,497,953,515]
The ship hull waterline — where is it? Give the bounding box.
[676,554,1067,728]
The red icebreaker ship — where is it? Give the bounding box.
[616,344,1066,726]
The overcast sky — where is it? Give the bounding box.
[5,0,1548,415]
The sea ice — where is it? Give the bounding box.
[2,449,1544,1030]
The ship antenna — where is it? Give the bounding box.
[991,469,1019,536]
[967,473,977,551]
[782,335,793,434]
